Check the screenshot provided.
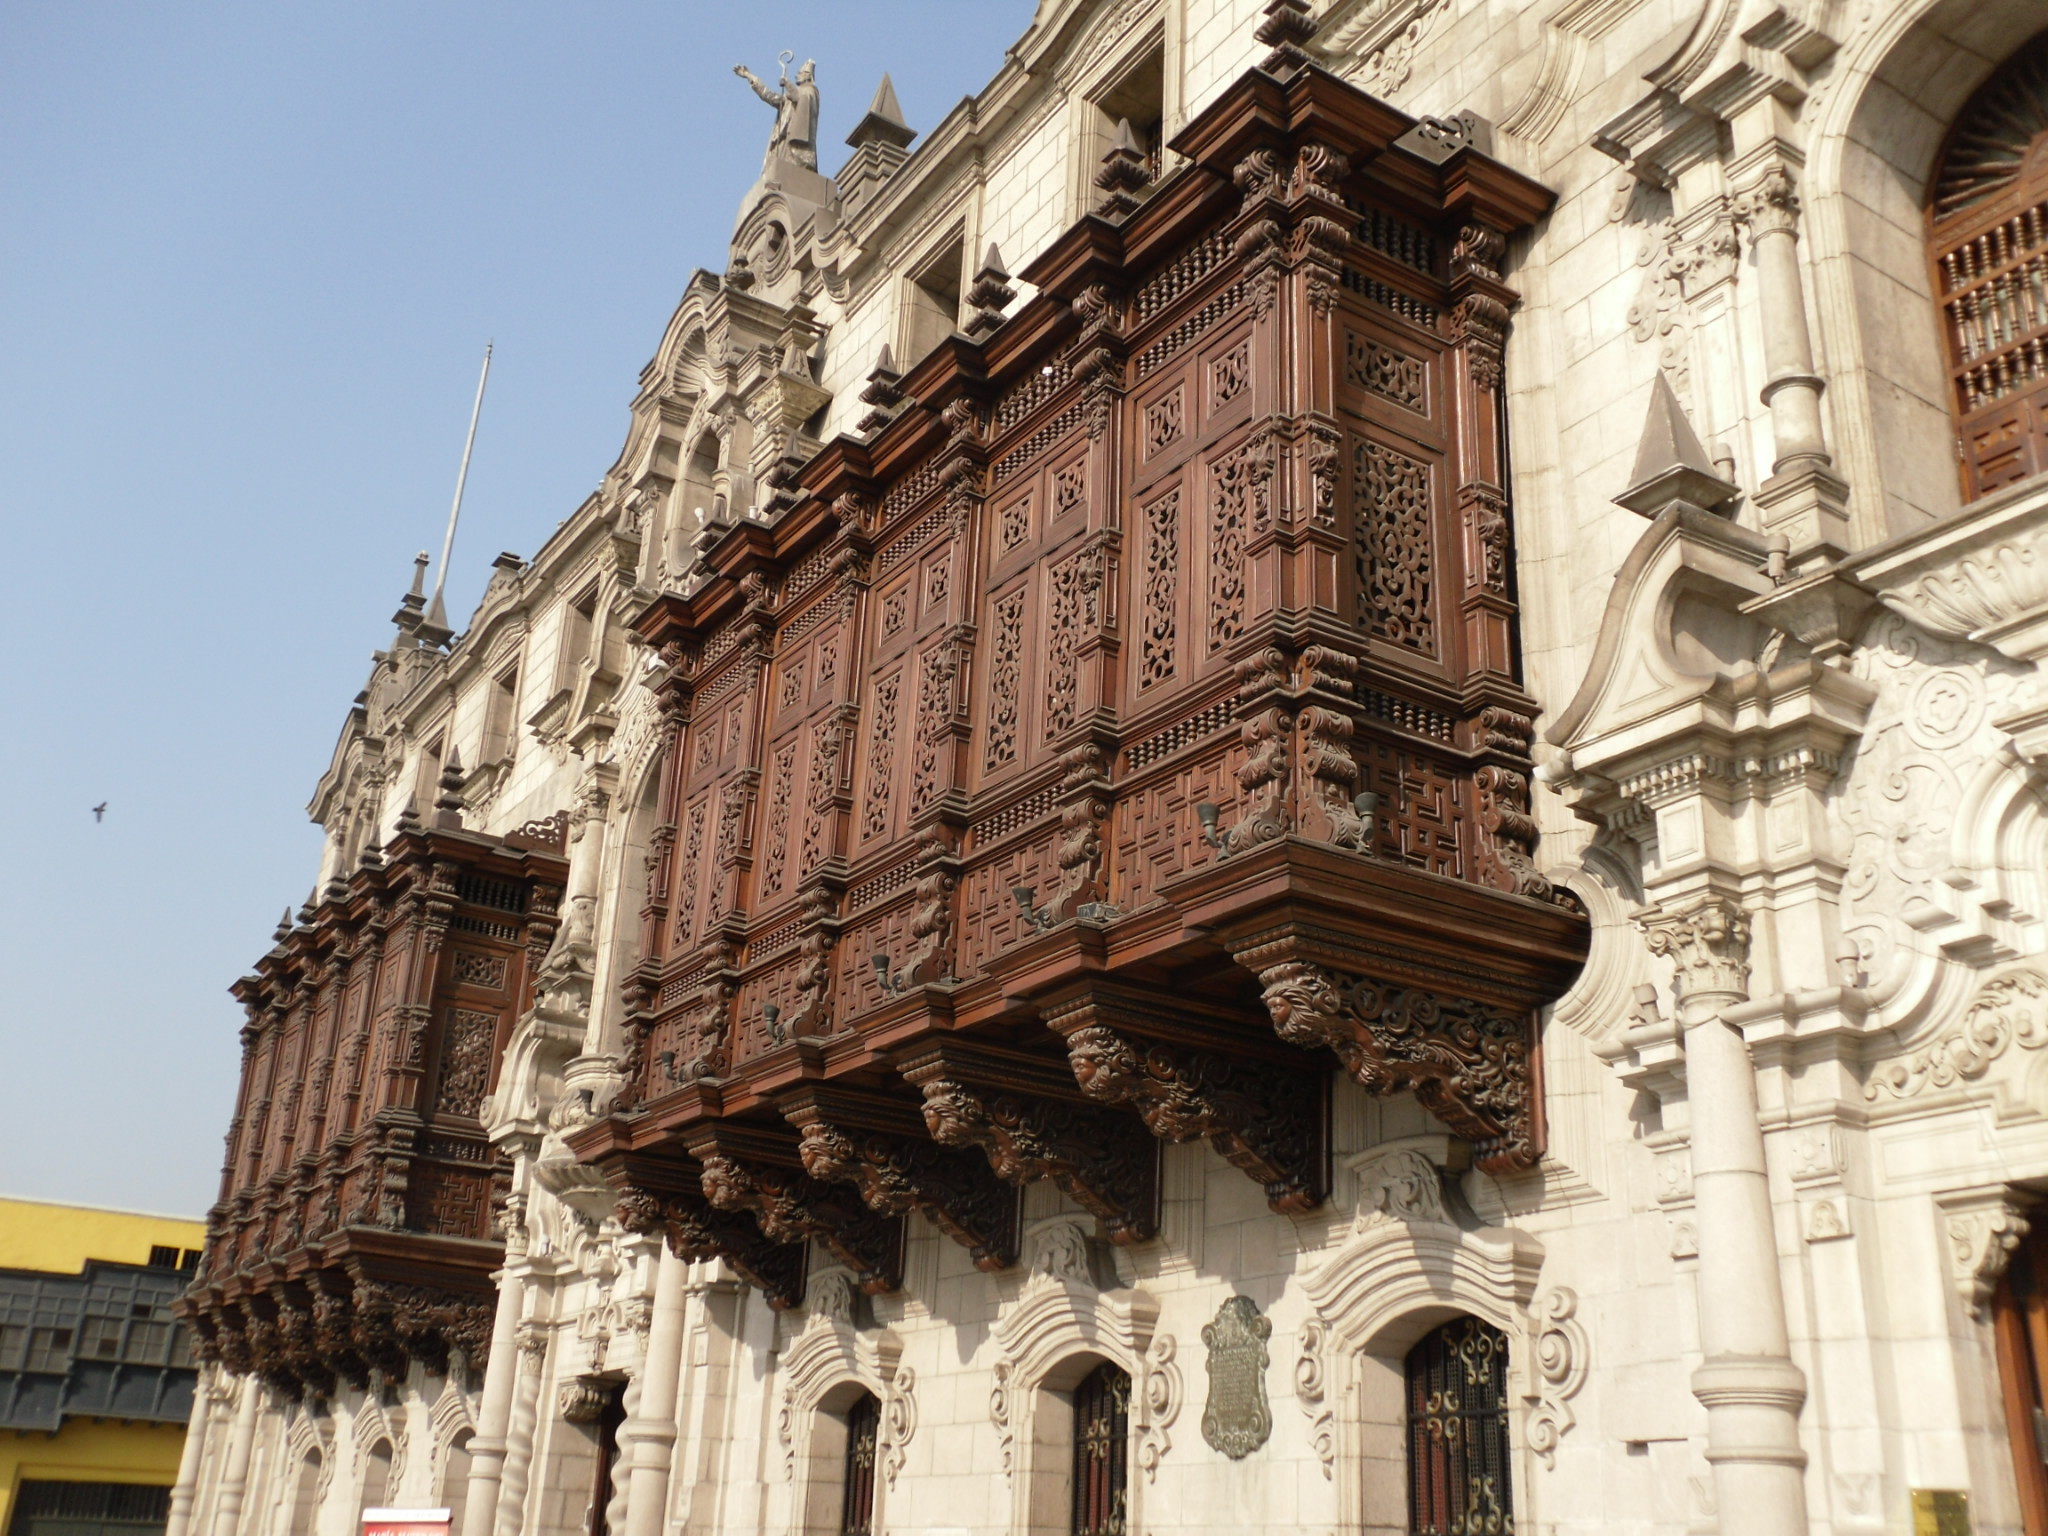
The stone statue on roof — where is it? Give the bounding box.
[734,56,820,173]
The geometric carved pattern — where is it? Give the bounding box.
[1140,489,1180,690]
[1355,439,1434,651]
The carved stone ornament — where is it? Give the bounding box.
[1294,1319,1335,1479]
[1524,1287,1588,1468]
[1200,1295,1273,1459]
[1866,968,2048,1101]
[1941,1190,2033,1319]
[881,1364,918,1486]
[1352,1146,1450,1230]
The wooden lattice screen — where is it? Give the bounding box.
[1932,30,2048,499]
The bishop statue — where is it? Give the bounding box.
[735,57,820,173]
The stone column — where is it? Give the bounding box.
[1645,901,1811,1536]
[620,1244,690,1536]
[1739,166,1827,478]
[494,1323,549,1536]
[459,1267,529,1536]
[208,1376,264,1536]
[165,1367,218,1536]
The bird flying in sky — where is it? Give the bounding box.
[92,802,107,822]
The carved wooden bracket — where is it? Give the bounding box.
[1241,944,1537,1175]
[616,1178,807,1309]
[896,1041,1159,1246]
[1042,987,1329,1214]
[686,1126,905,1294]
[782,1087,1020,1272]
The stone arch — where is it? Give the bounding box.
[775,1273,907,1536]
[350,1397,400,1512]
[1805,0,2048,535]
[987,1221,1181,1536]
[1299,1198,1586,1535]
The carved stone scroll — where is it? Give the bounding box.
[896,1042,1159,1245]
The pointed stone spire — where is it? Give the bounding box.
[846,74,916,152]
[394,797,423,836]
[274,908,295,944]
[965,243,1017,337]
[1095,119,1153,220]
[1615,373,1739,517]
[390,550,430,640]
[434,747,467,830]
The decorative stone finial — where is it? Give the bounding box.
[1095,119,1153,220]
[390,550,430,638]
[857,345,906,436]
[846,73,915,152]
[964,243,1017,337]
[1614,373,1739,517]
[434,748,467,830]
[274,908,295,944]
[394,798,423,836]
[1254,0,1319,74]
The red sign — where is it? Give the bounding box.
[363,1510,451,1536]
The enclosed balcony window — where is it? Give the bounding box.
[1931,29,2048,499]
[1070,1361,1130,1536]
[1406,1317,1514,1536]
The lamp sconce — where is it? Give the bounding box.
[871,952,910,996]
[1012,885,1056,933]
[1352,789,1379,846]
[1196,800,1227,854]
[655,1049,681,1083]
[763,1002,787,1047]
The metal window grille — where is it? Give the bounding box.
[1071,1362,1130,1536]
[840,1393,880,1536]
[1405,1317,1514,1536]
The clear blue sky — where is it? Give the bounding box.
[0,1,1034,1216]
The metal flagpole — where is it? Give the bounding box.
[431,340,493,614]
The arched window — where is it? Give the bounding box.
[361,1439,394,1514]
[440,1432,473,1536]
[1070,1361,1129,1536]
[839,1392,880,1536]
[1405,1317,1513,1536]
[288,1451,321,1536]
[1930,30,2048,500]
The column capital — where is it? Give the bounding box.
[1641,899,1752,1008]
[1734,163,1800,239]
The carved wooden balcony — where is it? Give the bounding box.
[179,796,568,1394]
[569,56,1588,1307]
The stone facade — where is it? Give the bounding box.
[170,2,2048,1534]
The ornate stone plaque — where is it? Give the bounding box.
[1200,1294,1272,1458]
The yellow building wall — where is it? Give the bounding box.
[0,1421,190,1534]
[0,1198,208,1533]
[0,1199,205,1276]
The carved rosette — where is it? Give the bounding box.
[1249,956,1537,1174]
